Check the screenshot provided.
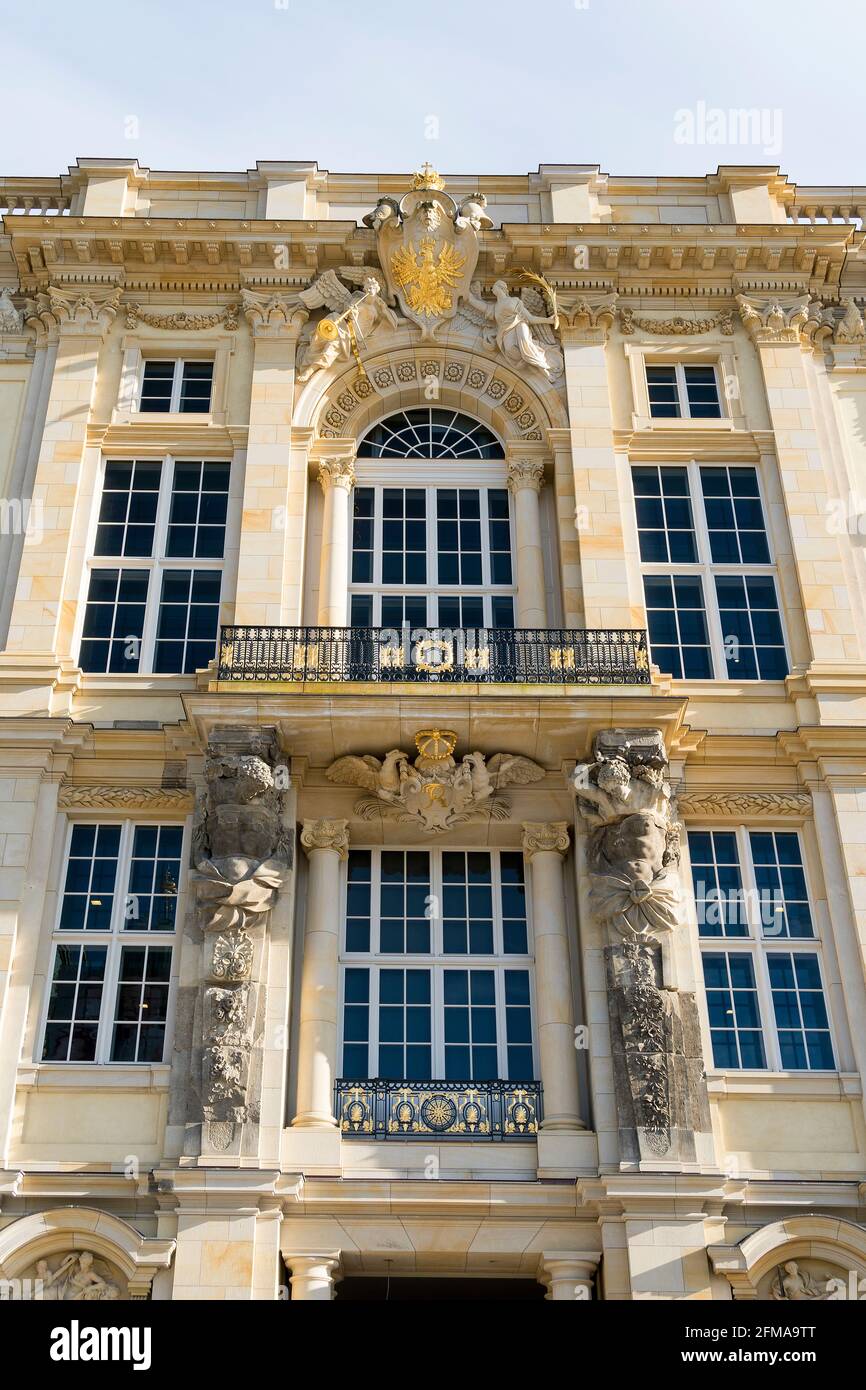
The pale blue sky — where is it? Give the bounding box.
[2,0,861,184]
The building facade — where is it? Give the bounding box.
[0,158,865,1301]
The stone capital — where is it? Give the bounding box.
[735,291,810,345]
[318,457,356,493]
[522,821,570,859]
[26,283,122,340]
[557,290,617,344]
[301,817,350,859]
[507,458,545,494]
[241,287,309,339]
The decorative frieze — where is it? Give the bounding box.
[125,302,239,331]
[619,306,734,335]
[678,790,811,819]
[58,784,195,811]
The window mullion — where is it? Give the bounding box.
[753,944,782,1069]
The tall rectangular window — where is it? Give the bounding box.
[79,457,229,675]
[41,820,184,1065]
[339,848,535,1082]
[348,482,516,629]
[692,827,835,1072]
[633,462,787,681]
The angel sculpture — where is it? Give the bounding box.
[467,279,562,381]
[296,268,400,382]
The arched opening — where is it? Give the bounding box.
[357,408,502,459]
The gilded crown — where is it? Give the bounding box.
[410,162,445,192]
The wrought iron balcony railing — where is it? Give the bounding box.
[218,626,650,684]
[335,1078,542,1140]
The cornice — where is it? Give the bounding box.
[87,421,245,455]
[614,426,762,461]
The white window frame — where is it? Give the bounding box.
[337,846,537,1080]
[38,818,189,1066]
[624,342,744,431]
[137,357,215,414]
[349,461,517,630]
[646,361,723,421]
[75,454,231,676]
[693,825,838,1073]
[635,459,790,681]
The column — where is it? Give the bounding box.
[537,1252,598,1300]
[316,453,355,627]
[285,1252,341,1301]
[292,819,349,1128]
[235,291,309,626]
[507,457,547,628]
[522,822,581,1130]
[737,293,858,665]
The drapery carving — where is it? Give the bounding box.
[573,728,710,1164]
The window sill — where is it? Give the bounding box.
[706,1071,861,1099]
[663,678,790,698]
[76,672,200,692]
[17,1063,171,1091]
[631,414,736,433]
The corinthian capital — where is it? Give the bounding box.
[522,821,570,859]
[318,457,356,492]
[241,287,309,339]
[735,292,810,344]
[556,291,617,343]
[34,283,122,339]
[301,818,350,859]
[507,458,545,494]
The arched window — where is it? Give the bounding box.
[357,409,502,459]
[349,409,514,630]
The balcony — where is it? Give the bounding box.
[335,1079,542,1140]
[217,626,650,685]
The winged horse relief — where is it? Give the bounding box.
[325,735,545,834]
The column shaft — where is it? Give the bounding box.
[293,819,349,1128]
[317,457,355,627]
[508,459,547,628]
[523,822,581,1130]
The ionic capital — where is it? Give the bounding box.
[301,817,350,859]
[522,821,570,859]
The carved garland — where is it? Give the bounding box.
[678,791,811,819]
[125,303,238,331]
[59,785,195,811]
[619,307,734,336]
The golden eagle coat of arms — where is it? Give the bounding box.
[367,165,484,338]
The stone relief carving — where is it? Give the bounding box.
[678,790,811,819]
[466,280,563,381]
[619,306,734,335]
[804,296,866,351]
[327,729,544,834]
[296,268,399,381]
[58,784,195,811]
[191,728,290,1151]
[0,286,22,332]
[736,292,810,343]
[125,303,238,331]
[573,728,710,1163]
[770,1260,854,1301]
[373,164,482,339]
[24,1252,124,1301]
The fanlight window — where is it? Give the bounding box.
[357,409,502,459]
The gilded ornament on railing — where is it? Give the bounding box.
[335,1079,541,1139]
